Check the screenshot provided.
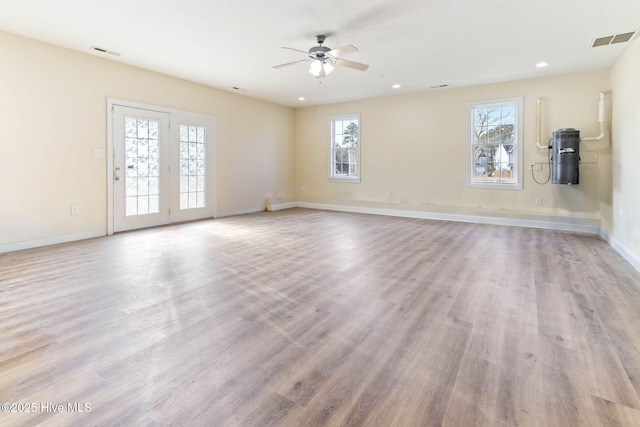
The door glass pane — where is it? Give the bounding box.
[179,124,206,209]
[124,116,161,216]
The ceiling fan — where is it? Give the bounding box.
[273,35,369,78]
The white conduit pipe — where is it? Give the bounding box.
[536,98,548,149]
[581,92,607,141]
[536,92,607,148]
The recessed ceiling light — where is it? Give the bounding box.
[536,62,549,68]
[298,97,305,101]
[392,84,401,89]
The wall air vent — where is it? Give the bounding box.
[591,31,636,48]
[90,46,121,56]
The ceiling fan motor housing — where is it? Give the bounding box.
[309,45,330,60]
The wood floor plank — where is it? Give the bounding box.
[591,395,640,426]
[495,308,543,426]
[443,357,503,427]
[2,208,640,426]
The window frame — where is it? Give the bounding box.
[329,113,361,182]
[467,96,523,190]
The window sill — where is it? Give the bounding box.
[468,182,522,190]
[329,177,361,183]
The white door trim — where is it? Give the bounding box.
[106,98,218,235]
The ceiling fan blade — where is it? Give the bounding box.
[281,46,310,55]
[327,44,359,57]
[333,58,369,71]
[272,59,310,69]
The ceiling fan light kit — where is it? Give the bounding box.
[274,35,369,79]
[309,60,334,77]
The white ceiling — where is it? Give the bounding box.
[1,0,639,107]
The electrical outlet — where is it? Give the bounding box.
[535,198,542,206]
[529,163,535,170]
[93,148,104,158]
[71,205,80,215]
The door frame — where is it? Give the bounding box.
[107,98,218,235]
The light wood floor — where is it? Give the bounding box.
[2,208,640,426]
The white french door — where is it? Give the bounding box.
[113,106,170,232]
[169,112,217,223]
[109,101,217,233]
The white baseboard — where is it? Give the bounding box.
[217,207,265,218]
[599,229,640,274]
[5,206,638,277]
[296,202,601,235]
[267,202,298,212]
[0,229,106,254]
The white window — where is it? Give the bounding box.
[468,97,523,189]
[330,114,360,181]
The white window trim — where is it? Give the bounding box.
[329,113,361,182]
[467,96,523,190]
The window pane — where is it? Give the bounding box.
[137,120,148,139]
[179,123,206,210]
[149,177,159,195]
[496,163,515,182]
[137,177,149,196]
[148,121,158,139]
[124,117,161,215]
[138,196,149,215]
[148,158,159,177]
[501,106,515,124]
[148,195,159,213]
[488,126,500,143]
[148,140,159,158]
[126,197,137,216]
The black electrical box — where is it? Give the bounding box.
[551,128,580,185]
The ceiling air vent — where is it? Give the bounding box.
[591,31,636,48]
[90,46,121,56]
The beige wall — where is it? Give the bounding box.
[609,37,640,266]
[1,28,629,259]
[296,70,611,226]
[0,31,295,247]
